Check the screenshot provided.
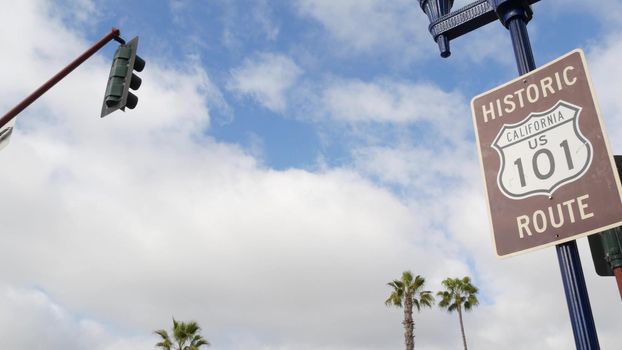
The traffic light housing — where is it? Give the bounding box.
[589,155,622,276]
[589,227,622,276]
[101,36,145,117]
[0,119,14,151]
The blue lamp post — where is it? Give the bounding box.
[418,1,600,349]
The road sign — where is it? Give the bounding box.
[471,49,622,257]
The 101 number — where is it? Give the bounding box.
[513,138,574,187]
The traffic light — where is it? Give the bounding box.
[101,36,145,117]
[589,227,622,276]
[0,119,15,151]
[589,155,622,276]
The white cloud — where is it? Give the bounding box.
[2,1,622,350]
[320,78,465,124]
[294,0,516,65]
[352,144,479,198]
[295,0,431,60]
[0,286,153,350]
[51,0,98,27]
[228,53,302,112]
[253,0,280,41]
[0,3,460,349]
[545,0,622,25]
[451,22,516,67]
[585,31,622,153]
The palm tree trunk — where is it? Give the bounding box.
[403,294,414,350]
[457,307,467,350]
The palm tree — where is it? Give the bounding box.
[437,277,479,350]
[154,318,210,350]
[385,271,435,350]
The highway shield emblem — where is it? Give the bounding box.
[492,100,592,199]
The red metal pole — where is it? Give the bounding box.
[614,267,622,300]
[0,28,121,130]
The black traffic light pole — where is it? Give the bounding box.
[0,28,123,130]
[419,0,599,348]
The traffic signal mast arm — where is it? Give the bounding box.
[0,28,123,129]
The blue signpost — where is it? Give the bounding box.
[418,0,600,348]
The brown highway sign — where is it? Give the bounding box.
[471,49,622,257]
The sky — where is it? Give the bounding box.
[1,0,622,349]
